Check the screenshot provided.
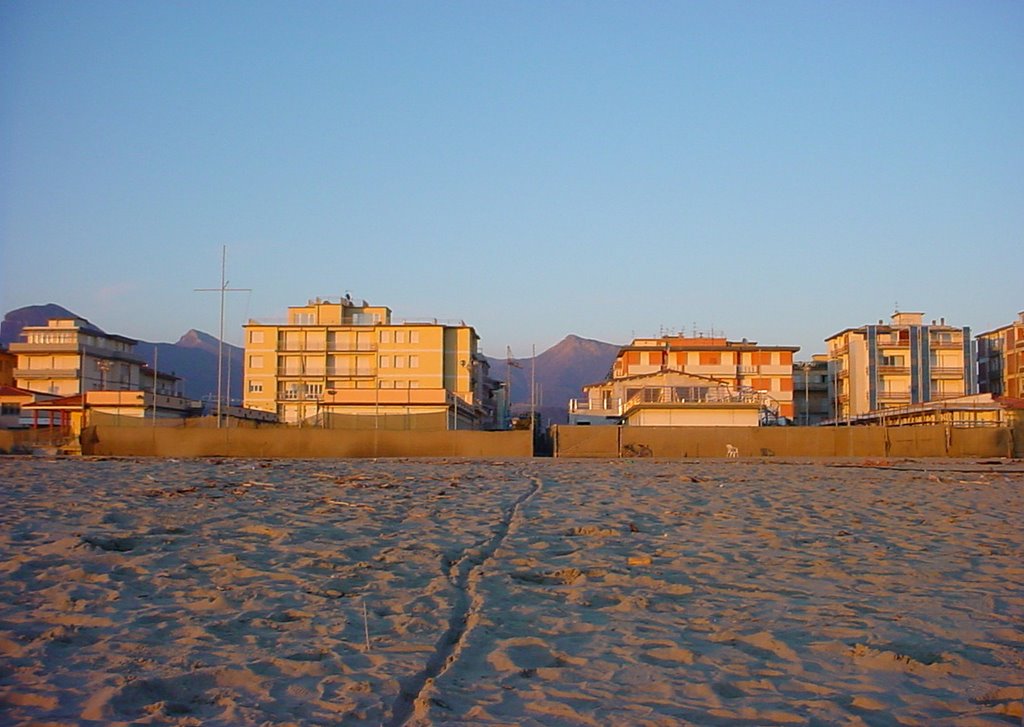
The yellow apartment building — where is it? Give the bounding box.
[243,296,498,428]
[569,335,799,426]
[10,317,143,395]
[977,311,1024,400]
[826,311,974,419]
[8,317,198,434]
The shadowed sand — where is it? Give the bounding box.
[0,457,1021,725]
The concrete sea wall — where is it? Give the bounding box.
[80,426,533,459]
[552,424,1018,459]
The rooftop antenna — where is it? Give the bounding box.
[195,245,251,428]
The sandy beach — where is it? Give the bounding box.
[0,456,1022,725]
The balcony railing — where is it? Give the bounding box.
[277,368,326,376]
[569,398,622,415]
[327,342,377,352]
[278,342,327,352]
[14,368,81,379]
[930,367,964,377]
[877,365,909,375]
[327,368,375,377]
[278,391,323,401]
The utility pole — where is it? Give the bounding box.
[505,346,522,430]
[195,246,251,428]
[530,344,536,435]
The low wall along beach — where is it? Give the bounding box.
[552,424,1018,459]
[9,422,1019,459]
[80,425,534,459]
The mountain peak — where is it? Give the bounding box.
[176,329,220,348]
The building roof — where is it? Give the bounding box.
[0,385,51,399]
[22,394,84,410]
[583,367,748,391]
[621,337,798,352]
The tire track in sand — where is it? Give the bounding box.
[387,473,543,726]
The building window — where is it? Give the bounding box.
[294,313,314,325]
[249,355,263,368]
[409,355,419,369]
[379,356,390,368]
[249,331,264,344]
[380,331,392,344]
[248,381,263,393]
[699,352,721,366]
[1,403,20,415]
[395,356,406,368]
[410,331,420,344]
[395,331,406,344]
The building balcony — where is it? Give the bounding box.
[930,390,966,401]
[568,398,622,417]
[327,368,375,378]
[278,343,327,352]
[14,368,81,379]
[877,391,911,403]
[277,368,326,377]
[327,342,377,352]
[278,391,322,401]
[877,365,909,375]
[8,341,81,353]
[930,367,964,378]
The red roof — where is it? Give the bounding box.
[0,385,54,399]
[22,394,84,409]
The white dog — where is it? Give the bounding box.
[726,444,739,458]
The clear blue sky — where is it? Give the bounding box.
[2,1,1021,358]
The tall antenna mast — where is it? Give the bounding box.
[195,245,251,428]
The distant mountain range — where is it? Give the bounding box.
[485,335,620,424]
[2,304,621,421]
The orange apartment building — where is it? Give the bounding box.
[570,335,799,426]
[977,311,1024,400]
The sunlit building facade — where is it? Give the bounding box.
[977,312,1024,400]
[826,311,974,419]
[243,297,498,428]
[569,335,799,426]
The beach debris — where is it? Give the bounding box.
[566,525,619,537]
[627,555,652,567]
[512,568,583,585]
[362,599,371,652]
[323,498,375,511]
[628,521,640,533]
[82,535,136,552]
[726,444,739,458]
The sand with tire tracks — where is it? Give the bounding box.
[0,456,1022,725]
